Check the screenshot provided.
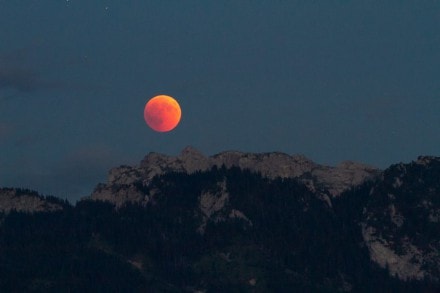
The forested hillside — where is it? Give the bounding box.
[0,164,438,292]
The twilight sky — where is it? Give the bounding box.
[1,1,439,201]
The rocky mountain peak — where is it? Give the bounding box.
[88,146,381,206]
[180,145,205,158]
[416,155,440,166]
[0,188,64,214]
[178,146,211,173]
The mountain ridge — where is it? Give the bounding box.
[89,146,381,207]
[0,187,65,214]
[0,149,439,291]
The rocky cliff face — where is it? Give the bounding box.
[0,188,64,214]
[361,156,440,281]
[89,146,380,207]
[87,149,440,283]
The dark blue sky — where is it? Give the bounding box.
[1,1,439,201]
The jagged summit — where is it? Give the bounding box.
[180,145,205,157]
[415,155,440,165]
[89,146,381,206]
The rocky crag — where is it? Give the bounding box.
[89,146,380,207]
[0,188,64,214]
[360,156,440,282]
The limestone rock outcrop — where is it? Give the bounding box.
[89,146,380,206]
[361,156,440,281]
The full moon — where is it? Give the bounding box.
[144,95,182,132]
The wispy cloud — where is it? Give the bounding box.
[0,66,65,97]
[0,67,41,92]
[0,48,50,97]
[0,66,64,102]
[0,47,101,101]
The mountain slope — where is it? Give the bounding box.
[361,156,440,282]
[0,168,391,291]
[0,152,439,291]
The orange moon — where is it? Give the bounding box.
[144,95,181,132]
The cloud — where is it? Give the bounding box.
[0,48,101,101]
[0,66,64,102]
[0,49,66,100]
[0,67,65,101]
[0,66,100,102]
[0,48,49,95]
[0,67,41,92]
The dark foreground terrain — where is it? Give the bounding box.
[0,152,439,292]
